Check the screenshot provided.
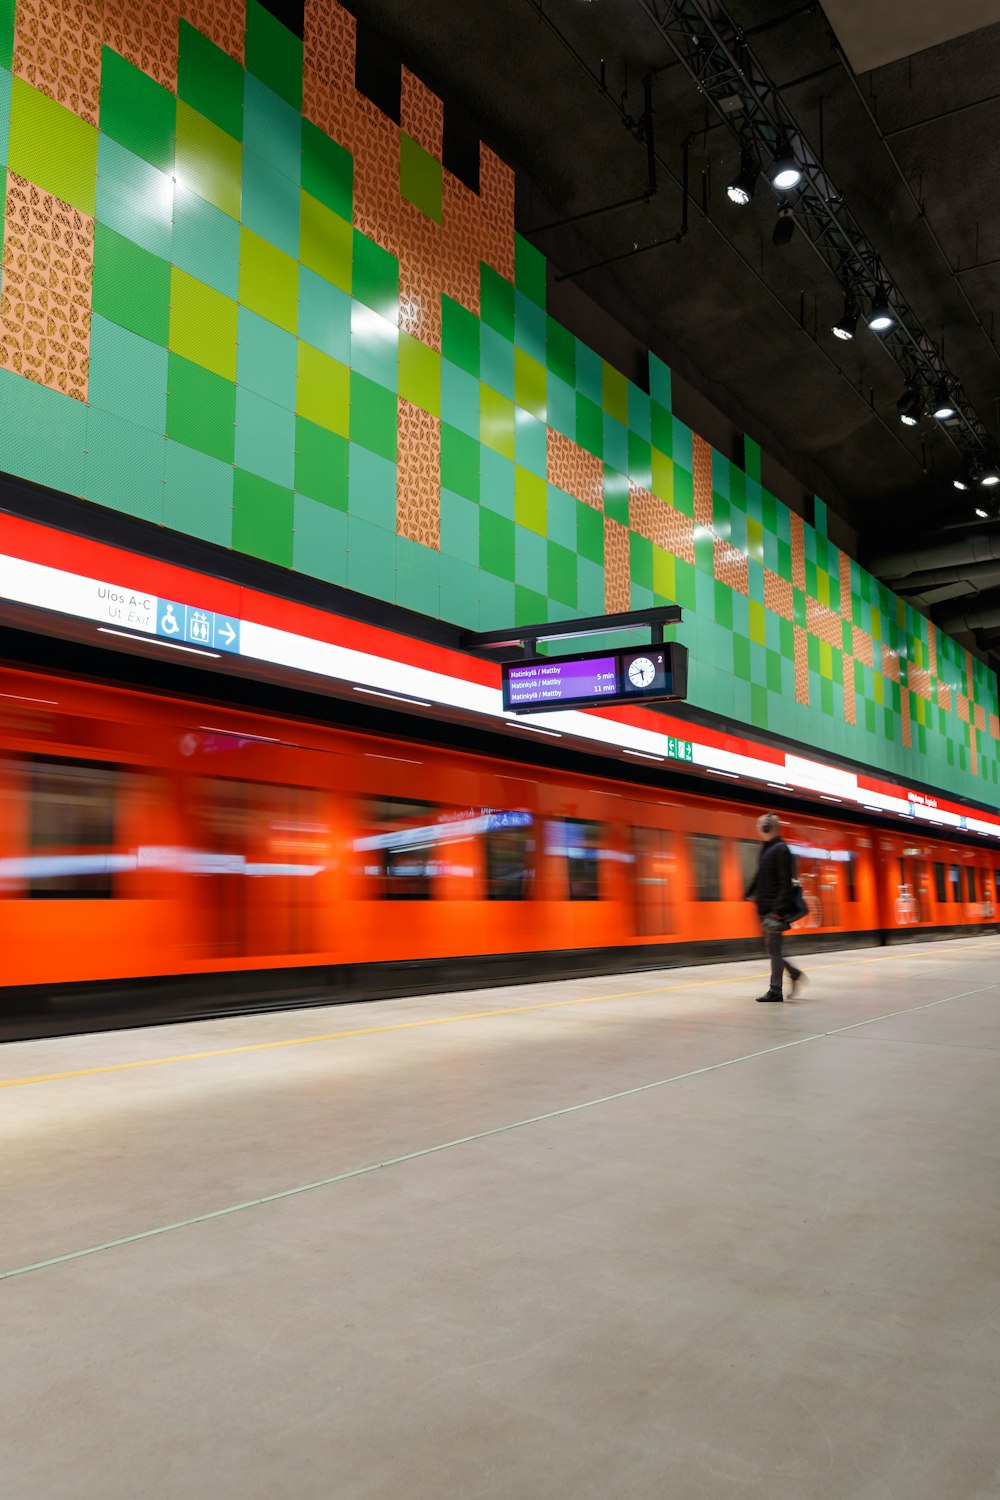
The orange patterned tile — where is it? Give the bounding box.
[928,624,938,677]
[956,691,970,724]
[628,482,694,565]
[975,702,986,732]
[0,171,93,401]
[181,0,243,64]
[806,600,843,649]
[691,434,713,529]
[14,0,103,125]
[714,539,748,595]
[907,664,932,700]
[105,0,180,91]
[789,512,806,590]
[398,203,442,350]
[762,569,793,620]
[603,517,630,613]
[970,736,977,776]
[881,646,901,684]
[547,428,603,511]
[396,398,440,549]
[852,625,874,669]
[990,712,999,740]
[938,681,952,713]
[401,68,443,159]
[479,145,514,282]
[838,550,852,619]
[900,690,911,749]
[793,625,809,706]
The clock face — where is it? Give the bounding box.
[628,656,656,689]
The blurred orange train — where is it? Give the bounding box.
[0,660,996,1039]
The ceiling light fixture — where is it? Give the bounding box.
[867,286,895,332]
[931,380,956,420]
[953,467,972,491]
[897,387,922,427]
[831,291,858,341]
[770,134,801,192]
[727,147,759,206]
[980,462,1000,487]
[975,507,989,519]
[772,205,795,247]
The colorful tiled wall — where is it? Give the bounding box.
[0,0,996,802]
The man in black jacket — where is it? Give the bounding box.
[745,813,806,1002]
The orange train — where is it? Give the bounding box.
[0,659,997,1038]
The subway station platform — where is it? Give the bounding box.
[3,939,1000,1499]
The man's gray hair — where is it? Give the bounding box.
[758,812,780,835]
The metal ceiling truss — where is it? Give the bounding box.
[635,0,998,476]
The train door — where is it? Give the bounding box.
[630,826,675,936]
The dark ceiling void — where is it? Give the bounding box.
[303,0,1000,674]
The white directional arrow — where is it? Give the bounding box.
[219,622,237,647]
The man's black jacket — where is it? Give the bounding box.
[746,836,794,916]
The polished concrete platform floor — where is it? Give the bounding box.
[3,939,1000,1499]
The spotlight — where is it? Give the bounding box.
[831,291,858,341]
[981,463,1000,487]
[770,134,801,192]
[727,148,759,207]
[953,472,971,491]
[897,387,922,427]
[931,380,956,420]
[772,205,795,247]
[975,507,989,518]
[867,286,895,332]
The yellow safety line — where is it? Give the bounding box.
[2,940,995,1090]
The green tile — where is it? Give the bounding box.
[546,316,574,384]
[576,393,602,458]
[514,584,546,625]
[239,226,298,334]
[166,353,236,463]
[714,580,733,629]
[245,0,303,111]
[0,0,12,69]
[514,232,546,308]
[576,502,603,565]
[9,77,97,213]
[399,332,440,415]
[296,342,349,437]
[352,231,398,323]
[350,371,397,461]
[650,399,671,455]
[301,118,353,220]
[169,267,238,380]
[300,193,352,292]
[628,431,651,490]
[92,225,171,346]
[514,467,546,535]
[295,418,347,510]
[514,348,546,422]
[400,131,442,222]
[652,545,675,602]
[175,100,241,219]
[177,21,243,141]
[98,48,174,173]
[441,422,479,502]
[481,263,514,339]
[480,508,515,580]
[733,634,751,681]
[651,448,673,502]
[766,648,782,693]
[233,466,294,566]
[442,296,480,378]
[481,386,515,460]
[629,533,652,590]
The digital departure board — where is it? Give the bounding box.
[503,643,688,714]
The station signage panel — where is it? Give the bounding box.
[502,643,689,714]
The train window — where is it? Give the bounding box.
[26,756,122,899]
[965,866,977,902]
[843,852,856,902]
[484,813,535,900]
[548,819,602,900]
[737,839,759,895]
[949,865,961,901]
[690,832,721,902]
[631,827,674,934]
[358,797,439,899]
[932,862,945,903]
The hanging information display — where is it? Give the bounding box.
[502,643,688,714]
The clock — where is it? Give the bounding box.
[627,656,656,689]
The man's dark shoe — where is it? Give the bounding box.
[756,990,784,1002]
[787,968,807,1000]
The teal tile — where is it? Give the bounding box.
[441,359,479,439]
[95,136,172,259]
[440,488,480,562]
[672,418,693,471]
[514,524,547,593]
[348,442,396,531]
[546,372,575,439]
[0,369,86,494]
[577,557,604,614]
[396,536,440,617]
[243,72,300,181]
[547,484,576,550]
[514,410,546,477]
[298,269,350,362]
[89,315,167,434]
[84,407,165,522]
[513,289,546,363]
[481,325,514,398]
[628,381,651,441]
[237,306,297,406]
[602,412,628,472]
[480,449,514,518]
[346,515,394,599]
[163,440,233,547]
[351,302,398,390]
[293,492,347,584]
[235,386,295,486]
[438,553,481,627]
[241,149,299,258]
[478,571,516,630]
[575,341,602,404]
[172,181,240,299]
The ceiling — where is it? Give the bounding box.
[278,0,1000,671]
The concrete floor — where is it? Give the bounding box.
[2,940,1000,1500]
